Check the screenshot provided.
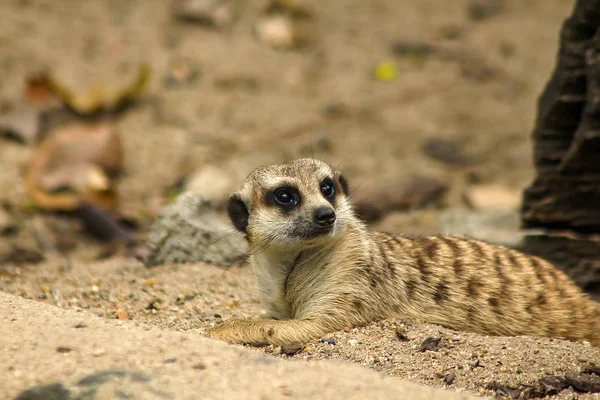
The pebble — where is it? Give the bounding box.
[419,337,441,352]
[395,328,410,342]
[319,338,336,345]
[468,0,505,21]
[56,347,72,353]
[171,0,237,29]
[348,339,358,346]
[280,342,304,356]
[91,348,106,357]
[422,138,470,166]
[116,309,129,320]
[444,371,457,385]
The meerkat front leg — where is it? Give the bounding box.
[207,318,333,346]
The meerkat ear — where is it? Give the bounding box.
[338,174,349,196]
[227,193,249,233]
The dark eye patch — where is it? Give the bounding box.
[266,186,301,212]
[320,178,336,202]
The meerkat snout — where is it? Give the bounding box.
[313,206,336,228]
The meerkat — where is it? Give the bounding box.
[207,158,600,347]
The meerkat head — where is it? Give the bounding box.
[227,158,354,250]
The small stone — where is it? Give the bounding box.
[348,339,358,346]
[419,337,441,352]
[422,138,469,166]
[395,328,410,342]
[193,363,207,370]
[343,326,351,332]
[280,341,304,356]
[468,0,505,21]
[56,347,72,353]
[172,0,237,29]
[254,0,315,50]
[444,371,456,385]
[92,348,106,357]
[116,309,129,320]
[319,338,336,345]
[163,358,177,364]
[255,15,295,49]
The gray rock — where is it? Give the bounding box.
[144,192,246,267]
[438,208,535,248]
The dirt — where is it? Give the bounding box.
[2,0,600,399]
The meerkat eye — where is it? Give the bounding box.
[272,187,300,209]
[320,179,335,199]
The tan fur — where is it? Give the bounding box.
[208,159,600,346]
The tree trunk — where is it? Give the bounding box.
[522,0,600,299]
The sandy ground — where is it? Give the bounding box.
[2,0,600,399]
[0,290,483,400]
[2,256,600,399]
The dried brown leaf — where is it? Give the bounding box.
[47,64,150,115]
[25,123,123,211]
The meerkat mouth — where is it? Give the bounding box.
[289,223,338,242]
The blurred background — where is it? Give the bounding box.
[0,0,573,273]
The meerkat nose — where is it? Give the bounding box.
[314,207,336,227]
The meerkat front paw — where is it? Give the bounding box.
[207,319,270,346]
[207,318,328,346]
